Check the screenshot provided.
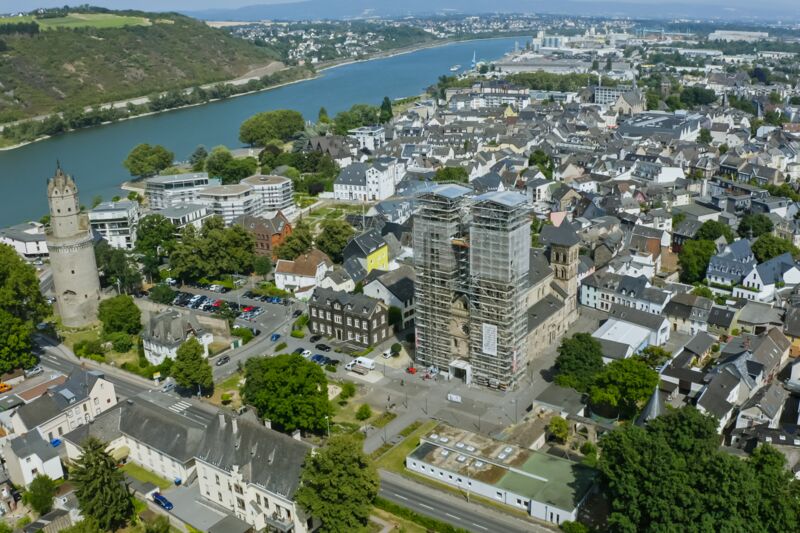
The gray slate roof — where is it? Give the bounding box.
[15,370,105,430]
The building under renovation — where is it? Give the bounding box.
[414,185,579,390]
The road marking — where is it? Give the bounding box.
[391,493,409,501]
[445,513,461,520]
[419,504,433,510]
[471,523,489,530]
[168,401,191,413]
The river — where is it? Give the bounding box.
[0,37,523,227]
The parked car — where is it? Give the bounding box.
[270,333,281,342]
[310,354,326,365]
[292,309,303,319]
[0,383,12,393]
[215,355,231,366]
[309,335,322,343]
[382,349,393,359]
[161,380,176,393]
[24,366,43,378]
[153,493,174,511]
[292,348,304,355]
[315,343,331,352]
[301,349,312,359]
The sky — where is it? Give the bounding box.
[3,0,797,18]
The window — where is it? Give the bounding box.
[334,315,342,324]
[215,474,220,485]
[347,317,352,326]
[256,494,261,505]
[311,308,317,317]
[234,484,243,495]
[217,492,222,502]
[237,498,245,510]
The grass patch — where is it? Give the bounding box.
[210,372,243,409]
[372,411,397,429]
[293,193,319,209]
[0,13,152,29]
[121,463,171,490]
[374,497,469,533]
[375,420,437,473]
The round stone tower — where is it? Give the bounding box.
[46,165,101,327]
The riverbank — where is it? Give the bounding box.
[0,34,522,153]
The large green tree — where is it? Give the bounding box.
[678,239,716,284]
[432,166,469,183]
[95,241,141,294]
[737,213,773,239]
[752,233,799,263]
[169,217,255,282]
[242,354,331,433]
[589,358,658,419]
[553,333,604,392]
[333,104,381,135]
[695,220,734,243]
[379,96,393,124]
[0,244,48,373]
[72,438,134,531]
[204,146,258,184]
[135,214,176,258]
[315,219,355,263]
[599,407,800,532]
[23,474,56,515]
[296,434,379,532]
[275,219,313,260]
[98,295,142,335]
[123,144,174,178]
[239,110,305,146]
[171,337,213,395]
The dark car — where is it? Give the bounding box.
[309,335,322,343]
[292,309,303,318]
[315,343,331,352]
[292,347,304,355]
[153,493,173,511]
[310,354,326,365]
[270,333,281,342]
[215,355,231,366]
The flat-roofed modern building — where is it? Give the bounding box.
[89,200,140,250]
[240,174,296,218]
[160,203,211,231]
[406,424,596,526]
[145,173,220,210]
[197,184,261,225]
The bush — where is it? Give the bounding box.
[148,284,176,305]
[374,497,470,533]
[105,332,133,353]
[324,364,337,373]
[293,314,309,330]
[356,404,372,421]
[221,393,232,405]
[560,521,589,533]
[340,382,356,400]
[390,342,402,354]
[290,330,305,339]
[74,339,105,358]
[232,327,254,345]
[275,342,288,352]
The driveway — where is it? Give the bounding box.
[162,483,228,532]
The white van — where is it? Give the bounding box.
[353,356,376,370]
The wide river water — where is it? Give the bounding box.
[0,37,523,227]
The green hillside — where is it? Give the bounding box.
[0,11,281,122]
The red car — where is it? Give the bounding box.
[243,306,255,312]
[406,366,417,375]
[212,299,223,307]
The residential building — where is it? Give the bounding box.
[706,239,756,293]
[2,433,64,487]
[274,249,333,300]
[159,203,211,231]
[348,125,385,152]
[343,229,389,273]
[664,293,714,335]
[406,424,596,526]
[197,184,262,226]
[88,200,140,250]
[234,212,292,259]
[308,287,390,346]
[733,253,800,302]
[363,265,415,329]
[333,162,396,202]
[579,271,671,313]
[145,173,219,210]
[11,370,116,442]
[241,175,296,218]
[0,221,48,258]
[141,309,213,366]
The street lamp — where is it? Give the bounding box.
[325,415,330,438]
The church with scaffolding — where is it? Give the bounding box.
[413,184,579,390]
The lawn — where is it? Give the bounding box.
[121,462,171,490]
[368,507,428,533]
[210,372,243,408]
[375,420,437,473]
[0,13,152,29]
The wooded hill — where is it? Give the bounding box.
[0,10,281,122]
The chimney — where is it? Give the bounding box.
[219,414,226,428]
[292,429,302,441]
[232,418,238,435]
[264,419,272,429]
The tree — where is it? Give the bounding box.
[123,143,173,178]
[242,354,332,433]
[678,239,716,284]
[589,358,659,419]
[315,219,355,263]
[171,338,213,395]
[638,345,671,369]
[432,166,468,183]
[390,342,402,354]
[0,244,48,373]
[275,219,313,260]
[318,107,330,123]
[332,104,381,135]
[72,438,134,531]
[205,145,234,178]
[737,213,773,239]
[239,110,305,146]
[691,284,714,299]
[91,195,103,208]
[296,435,379,532]
[95,241,142,294]
[698,127,712,144]
[695,220,734,243]
[752,233,799,263]
[548,416,569,443]
[135,214,176,267]
[149,284,176,305]
[23,474,56,515]
[98,295,141,335]
[529,149,554,179]
[60,519,103,533]
[605,55,613,71]
[169,217,255,282]
[254,256,272,279]
[553,333,604,392]
[144,516,171,533]
[356,403,372,421]
[379,96,393,124]
[189,145,208,171]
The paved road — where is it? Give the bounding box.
[379,471,553,533]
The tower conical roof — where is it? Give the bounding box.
[636,388,664,426]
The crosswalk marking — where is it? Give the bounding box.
[168,401,191,413]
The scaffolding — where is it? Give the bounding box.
[413,185,472,373]
[467,193,531,389]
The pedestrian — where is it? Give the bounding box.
[401,379,404,386]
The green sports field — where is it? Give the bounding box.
[0,13,152,29]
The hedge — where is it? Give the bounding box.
[374,497,470,533]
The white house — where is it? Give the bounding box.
[89,200,140,250]
[333,162,395,202]
[732,253,800,302]
[141,309,213,366]
[2,433,64,487]
[11,370,116,442]
[348,125,385,152]
[274,249,333,300]
[0,221,48,258]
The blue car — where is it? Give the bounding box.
[270,333,281,342]
[310,354,326,365]
[153,493,173,511]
